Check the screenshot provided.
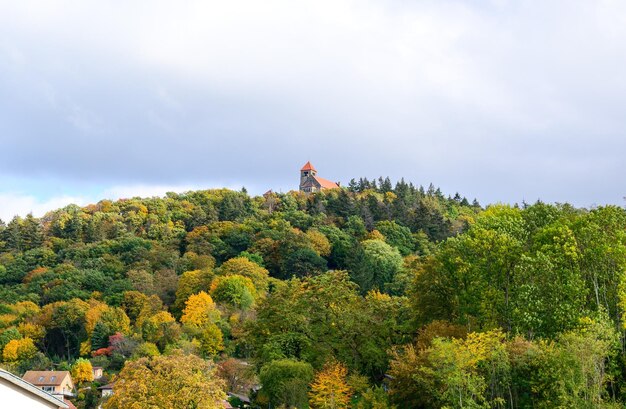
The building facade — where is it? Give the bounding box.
[22,371,75,398]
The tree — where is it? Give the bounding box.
[354,386,396,409]
[218,257,269,294]
[375,221,415,256]
[104,352,226,409]
[309,361,353,409]
[306,229,332,257]
[86,304,131,352]
[38,299,89,359]
[120,291,150,326]
[198,323,224,357]
[389,330,509,408]
[352,239,403,293]
[173,269,214,317]
[529,315,619,408]
[284,247,328,278]
[181,292,220,330]
[71,357,94,384]
[155,269,179,306]
[180,292,223,357]
[250,271,409,378]
[210,275,256,310]
[259,359,314,408]
[127,269,156,295]
[141,311,181,351]
[0,328,22,352]
[217,358,258,395]
[21,214,44,251]
[3,337,37,362]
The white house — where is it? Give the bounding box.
[0,368,69,409]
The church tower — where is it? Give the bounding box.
[299,161,339,193]
[300,161,317,190]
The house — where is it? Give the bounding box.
[0,368,69,409]
[299,162,339,193]
[92,366,103,380]
[97,383,114,397]
[23,371,75,398]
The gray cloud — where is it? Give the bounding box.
[1,0,626,207]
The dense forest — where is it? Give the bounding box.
[1,178,626,408]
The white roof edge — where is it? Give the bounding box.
[0,368,69,408]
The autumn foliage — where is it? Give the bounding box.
[309,361,353,409]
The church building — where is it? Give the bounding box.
[299,161,339,193]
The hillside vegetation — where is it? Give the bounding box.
[1,179,626,408]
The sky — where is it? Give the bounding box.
[1,0,626,221]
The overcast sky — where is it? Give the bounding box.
[1,0,626,221]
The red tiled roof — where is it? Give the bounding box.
[23,371,71,386]
[313,176,339,189]
[301,161,316,171]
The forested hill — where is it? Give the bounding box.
[1,179,626,408]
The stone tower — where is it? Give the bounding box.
[299,161,317,190]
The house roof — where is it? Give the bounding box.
[97,383,114,390]
[228,392,251,403]
[0,369,69,408]
[301,161,316,171]
[313,176,339,189]
[63,398,77,409]
[23,371,71,386]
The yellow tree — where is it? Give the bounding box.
[17,322,46,343]
[218,257,269,294]
[141,311,181,349]
[72,358,94,384]
[309,362,353,409]
[104,352,226,409]
[2,339,21,361]
[174,269,214,316]
[181,292,220,330]
[3,337,37,362]
[181,292,223,356]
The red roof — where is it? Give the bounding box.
[313,176,339,189]
[301,161,316,171]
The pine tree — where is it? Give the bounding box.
[91,320,111,351]
[3,216,23,251]
[21,214,44,250]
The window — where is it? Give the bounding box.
[42,386,55,393]
[50,376,56,382]
[38,376,45,382]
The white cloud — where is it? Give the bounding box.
[0,193,88,222]
[101,184,207,200]
[0,183,252,221]
[2,1,626,205]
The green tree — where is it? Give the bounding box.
[259,358,314,408]
[352,239,403,293]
